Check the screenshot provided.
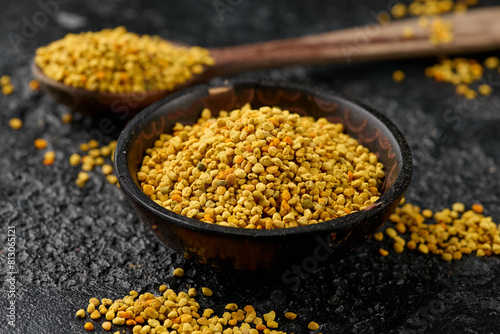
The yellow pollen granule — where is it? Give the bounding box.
[9,118,23,129]
[29,79,40,91]
[393,70,405,82]
[484,57,499,69]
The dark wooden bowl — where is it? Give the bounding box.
[114,80,412,271]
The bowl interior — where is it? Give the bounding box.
[123,82,406,203]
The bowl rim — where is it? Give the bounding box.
[115,79,412,238]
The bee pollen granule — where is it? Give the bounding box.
[308,321,320,330]
[9,118,23,130]
[173,267,185,277]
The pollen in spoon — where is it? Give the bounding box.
[35,26,214,93]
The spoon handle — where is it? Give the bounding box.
[207,6,500,76]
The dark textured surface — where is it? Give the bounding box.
[1,1,500,333]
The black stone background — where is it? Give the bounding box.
[1,0,500,333]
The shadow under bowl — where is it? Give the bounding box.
[114,80,412,272]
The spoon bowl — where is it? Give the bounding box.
[31,61,206,117]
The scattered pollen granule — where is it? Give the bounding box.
[374,200,500,261]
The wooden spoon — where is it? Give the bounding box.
[32,6,500,117]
